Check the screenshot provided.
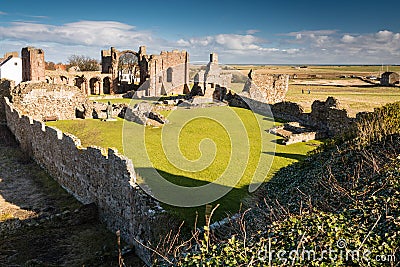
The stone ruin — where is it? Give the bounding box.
[101,46,190,96]
[269,97,356,144]
[8,82,92,121]
[19,46,190,97]
[191,53,232,100]
[241,70,289,104]
[0,79,166,126]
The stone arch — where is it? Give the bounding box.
[89,77,102,95]
[103,77,111,94]
[45,76,53,84]
[74,76,88,94]
[118,50,139,58]
[167,67,173,83]
[116,51,140,93]
[60,75,68,85]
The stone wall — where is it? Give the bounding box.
[45,70,112,96]
[136,50,189,97]
[11,82,93,121]
[241,70,289,104]
[0,79,14,123]
[308,97,355,136]
[192,53,232,98]
[227,92,356,137]
[4,98,173,265]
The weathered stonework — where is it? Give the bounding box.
[241,70,289,104]
[0,79,14,123]
[227,92,356,139]
[192,53,232,99]
[10,82,93,121]
[4,98,176,266]
[45,70,112,96]
[101,46,190,97]
[136,49,190,97]
[22,47,45,82]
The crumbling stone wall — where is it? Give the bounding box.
[102,46,189,96]
[308,97,355,136]
[136,49,189,97]
[241,70,289,104]
[227,92,355,137]
[192,53,232,98]
[11,82,93,121]
[0,79,14,123]
[22,47,45,82]
[4,98,174,265]
[45,70,112,96]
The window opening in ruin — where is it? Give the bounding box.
[103,77,111,94]
[167,67,173,82]
[118,53,139,86]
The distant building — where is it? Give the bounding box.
[381,72,400,86]
[0,55,22,85]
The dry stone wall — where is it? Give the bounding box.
[241,71,289,104]
[136,50,189,97]
[11,82,93,121]
[0,79,14,123]
[4,98,172,266]
[227,92,356,137]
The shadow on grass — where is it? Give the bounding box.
[135,167,252,228]
[263,116,287,123]
[263,151,307,161]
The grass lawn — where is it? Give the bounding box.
[47,104,320,227]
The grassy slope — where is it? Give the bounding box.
[47,106,319,226]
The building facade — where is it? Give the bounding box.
[0,55,22,85]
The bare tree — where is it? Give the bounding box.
[45,61,56,70]
[67,55,100,71]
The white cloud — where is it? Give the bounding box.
[285,30,338,37]
[341,34,356,43]
[0,11,6,15]
[375,30,393,42]
[0,20,399,64]
[246,29,259,34]
[0,21,155,47]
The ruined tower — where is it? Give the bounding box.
[21,47,45,82]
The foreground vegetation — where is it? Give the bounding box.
[173,102,400,266]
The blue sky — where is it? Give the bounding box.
[0,0,399,64]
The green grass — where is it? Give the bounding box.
[47,106,320,226]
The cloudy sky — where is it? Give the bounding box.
[0,0,399,64]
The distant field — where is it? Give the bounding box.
[47,106,320,226]
[286,84,400,117]
[230,64,400,75]
[225,65,400,116]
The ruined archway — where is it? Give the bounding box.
[103,77,111,94]
[89,77,102,95]
[74,76,88,95]
[117,51,139,93]
[45,76,53,84]
[60,75,68,85]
